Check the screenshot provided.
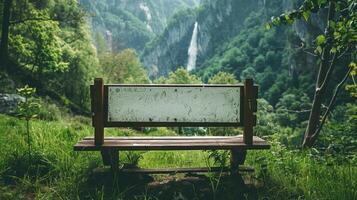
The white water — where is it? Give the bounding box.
[187,22,198,71]
[139,2,153,32]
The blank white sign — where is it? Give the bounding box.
[107,86,240,123]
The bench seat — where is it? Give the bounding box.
[74,135,270,151]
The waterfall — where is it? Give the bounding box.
[187,22,198,71]
[139,2,153,32]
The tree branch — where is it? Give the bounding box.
[318,53,337,92]
[336,47,350,60]
[293,44,319,57]
[310,66,353,140]
[303,49,319,57]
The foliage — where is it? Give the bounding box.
[17,85,40,121]
[81,0,154,52]
[0,114,356,199]
[5,0,100,111]
[247,140,357,200]
[100,49,150,84]
[10,19,68,75]
[196,6,299,106]
[275,92,310,127]
[346,62,357,97]
[268,0,356,57]
[154,68,202,84]
[317,103,357,153]
[16,85,40,162]
[208,71,239,84]
[267,0,356,147]
[1,0,357,198]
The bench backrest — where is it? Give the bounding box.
[90,78,258,145]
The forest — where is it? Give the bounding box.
[0,0,356,199]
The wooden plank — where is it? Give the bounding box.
[93,78,104,145]
[73,137,270,151]
[74,144,269,151]
[120,166,254,174]
[104,121,242,127]
[77,138,266,144]
[105,84,245,87]
[83,135,266,142]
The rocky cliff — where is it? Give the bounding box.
[80,0,200,53]
[141,0,262,76]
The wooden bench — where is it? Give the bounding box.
[74,78,270,174]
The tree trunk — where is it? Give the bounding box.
[0,0,12,69]
[302,2,335,148]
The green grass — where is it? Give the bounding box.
[0,114,356,199]
[246,141,357,200]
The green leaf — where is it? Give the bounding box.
[330,47,337,54]
[315,46,323,54]
[316,35,326,45]
[265,23,271,30]
[284,14,290,21]
[303,11,311,21]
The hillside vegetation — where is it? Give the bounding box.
[0,0,356,199]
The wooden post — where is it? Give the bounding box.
[93,78,104,145]
[230,149,247,173]
[101,149,119,171]
[243,79,253,145]
[230,149,247,196]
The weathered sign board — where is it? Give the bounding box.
[107,86,241,124]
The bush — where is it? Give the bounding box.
[37,98,64,121]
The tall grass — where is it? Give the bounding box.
[247,140,357,200]
[0,114,356,199]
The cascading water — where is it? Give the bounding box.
[139,2,153,32]
[187,22,198,71]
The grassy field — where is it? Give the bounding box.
[0,114,356,199]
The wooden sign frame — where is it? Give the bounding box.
[90,78,258,145]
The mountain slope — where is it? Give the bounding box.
[141,0,262,76]
[80,0,200,53]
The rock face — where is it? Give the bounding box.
[80,0,200,53]
[141,9,197,76]
[141,0,261,77]
[0,94,25,115]
[282,0,326,43]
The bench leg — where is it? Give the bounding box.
[230,149,246,173]
[101,149,119,171]
[230,149,247,198]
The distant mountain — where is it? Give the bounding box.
[141,0,261,76]
[80,0,200,53]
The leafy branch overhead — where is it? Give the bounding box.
[267,0,356,57]
[267,0,356,147]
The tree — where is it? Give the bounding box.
[0,0,12,68]
[100,49,150,84]
[208,71,239,84]
[10,19,68,78]
[0,0,99,112]
[154,68,202,84]
[268,0,356,147]
[17,85,40,162]
[240,66,256,80]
